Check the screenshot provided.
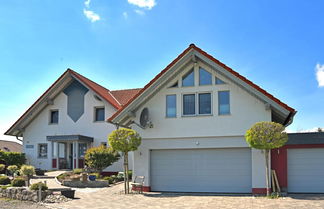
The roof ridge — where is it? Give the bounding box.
[111,88,143,92]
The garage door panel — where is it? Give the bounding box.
[150,148,252,193]
[288,148,324,193]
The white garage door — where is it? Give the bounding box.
[288,148,324,193]
[150,148,252,193]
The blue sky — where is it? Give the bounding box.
[1,0,324,141]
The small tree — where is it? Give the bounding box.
[20,165,35,186]
[245,121,288,196]
[108,128,141,194]
[85,146,120,173]
[7,165,18,178]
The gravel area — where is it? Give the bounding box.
[0,198,47,209]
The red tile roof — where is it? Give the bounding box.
[111,88,142,106]
[108,44,295,122]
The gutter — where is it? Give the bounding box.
[284,111,297,127]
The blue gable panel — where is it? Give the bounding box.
[63,80,89,122]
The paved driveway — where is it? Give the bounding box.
[46,184,324,209]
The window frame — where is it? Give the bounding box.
[94,106,105,122]
[38,143,48,159]
[182,93,196,116]
[218,91,230,115]
[198,92,212,115]
[166,94,177,118]
[199,68,212,86]
[49,109,59,124]
[181,69,195,87]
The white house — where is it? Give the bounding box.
[108,44,296,194]
[5,70,139,173]
[8,44,324,194]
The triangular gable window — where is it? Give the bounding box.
[182,69,194,87]
[215,77,226,84]
[169,81,178,88]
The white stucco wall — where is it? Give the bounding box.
[23,88,131,171]
[131,61,270,189]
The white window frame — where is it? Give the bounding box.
[49,109,59,124]
[38,143,48,159]
[218,90,231,115]
[94,106,105,122]
[166,94,177,118]
[181,92,213,117]
[198,92,213,116]
[199,67,213,86]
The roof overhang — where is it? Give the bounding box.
[46,135,94,142]
[108,44,296,127]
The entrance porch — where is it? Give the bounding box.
[47,135,93,170]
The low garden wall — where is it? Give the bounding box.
[62,180,109,188]
[0,187,49,202]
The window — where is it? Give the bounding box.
[199,68,212,85]
[38,144,48,158]
[169,81,178,88]
[183,94,195,115]
[166,95,176,118]
[182,69,194,87]
[199,93,211,114]
[50,110,58,124]
[95,107,105,121]
[79,143,87,157]
[218,91,230,115]
[216,77,226,84]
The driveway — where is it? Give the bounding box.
[45,183,324,209]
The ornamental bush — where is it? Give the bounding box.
[11,177,26,187]
[7,165,18,176]
[73,168,83,174]
[30,182,48,191]
[0,176,10,185]
[85,146,120,173]
[0,164,5,172]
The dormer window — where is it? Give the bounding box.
[94,107,105,122]
[50,110,59,124]
[182,69,194,87]
[199,68,212,85]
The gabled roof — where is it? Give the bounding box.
[5,69,124,136]
[111,88,142,106]
[108,44,296,124]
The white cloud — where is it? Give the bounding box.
[128,0,156,10]
[135,9,145,15]
[316,63,324,87]
[123,12,128,19]
[83,9,101,22]
[84,0,91,8]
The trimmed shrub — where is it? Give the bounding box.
[128,170,132,180]
[0,164,5,172]
[73,168,83,174]
[20,165,35,176]
[11,177,25,187]
[85,146,120,173]
[30,182,48,191]
[103,176,114,184]
[7,165,18,176]
[0,176,10,185]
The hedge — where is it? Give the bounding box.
[0,150,26,167]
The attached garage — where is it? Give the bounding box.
[288,148,324,193]
[150,148,252,193]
